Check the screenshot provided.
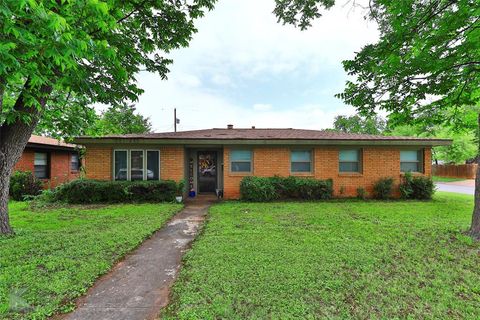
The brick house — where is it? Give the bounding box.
[14,135,81,188]
[74,126,451,199]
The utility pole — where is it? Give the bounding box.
[174,108,177,132]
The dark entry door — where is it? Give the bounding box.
[198,151,217,193]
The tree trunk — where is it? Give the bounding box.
[469,113,480,239]
[0,83,52,235]
[470,162,480,239]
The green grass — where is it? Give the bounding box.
[0,202,181,319]
[432,176,467,182]
[164,192,480,319]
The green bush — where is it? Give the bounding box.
[356,187,368,200]
[9,171,43,201]
[400,173,436,200]
[240,176,333,202]
[373,177,394,200]
[51,179,178,204]
[240,176,279,202]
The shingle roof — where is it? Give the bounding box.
[28,135,77,149]
[75,128,451,145]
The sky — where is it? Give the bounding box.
[133,0,379,132]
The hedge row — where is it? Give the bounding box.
[52,179,179,204]
[240,176,333,201]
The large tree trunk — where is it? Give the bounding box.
[470,113,480,240]
[0,83,51,235]
[470,162,480,239]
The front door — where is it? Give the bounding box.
[198,151,217,193]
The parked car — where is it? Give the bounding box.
[115,169,155,180]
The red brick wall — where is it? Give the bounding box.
[14,149,80,188]
[83,145,184,182]
[223,146,432,199]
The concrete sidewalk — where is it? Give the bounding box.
[62,196,215,320]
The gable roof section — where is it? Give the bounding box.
[27,135,78,150]
[74,128,452,146]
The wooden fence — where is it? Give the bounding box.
[432,164,477,179]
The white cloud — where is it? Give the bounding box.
[253,104,273,111]
[211,73,232,86]
[131,0,379,132]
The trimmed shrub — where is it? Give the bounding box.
[356,187,368,200]
[9,171,43,201]
[400,173,436,200]
[240,176,278,202]
[52,179,177,204]
[373,177,394,200]
[240,176,333,202]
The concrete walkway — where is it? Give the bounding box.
[436,179,475,195]
[63,196,215,320]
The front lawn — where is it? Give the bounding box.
[164,192,480,319]
[0,202,181,319]
[432,176,467,182]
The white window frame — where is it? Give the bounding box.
[400,149,424,173]
[290,149,313,173]
[146,149,161,180]
[339,149,363,173]
[70,153,80,172]
[113,149,161,181]
[129,149,145,181]
[34,152,49,179]
[230,149,253,173]
[113,149,129,181]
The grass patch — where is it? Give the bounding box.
[0,201,181,319]
[432,176,467,182]
[164,192,480,319]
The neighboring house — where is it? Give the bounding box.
[73,126,451,199]
[14,135,81,188]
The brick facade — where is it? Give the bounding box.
[83,144,432,200]
[83,145,184,182]
[223,146,432,199]
[14,148,80,188]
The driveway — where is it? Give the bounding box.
[435,179,475,195]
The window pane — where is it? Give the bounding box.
[147,151,160,180]
[231,150,252,161]
[34,152,47,165]
[401,162,419,172]
[34,166,48,179]
[130,150,144,181]
[114,151,128,181]
[231,162,251,172]
[71,154,79,171]
[291,162,311,172]
[291,150,311,162]
[339,162,359,173]
[400,150,419,161]
[339,150,359,162]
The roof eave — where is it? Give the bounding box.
[73,137,452,147]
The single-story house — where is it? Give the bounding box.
[14,135,81,188]
[73,126,451,199]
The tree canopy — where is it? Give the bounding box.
[274,0,480,238]
[275,0,480,127]
[0,0,215,128]
[332,114,386,134]
[90,103,152,136]
[0,0,216,235]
